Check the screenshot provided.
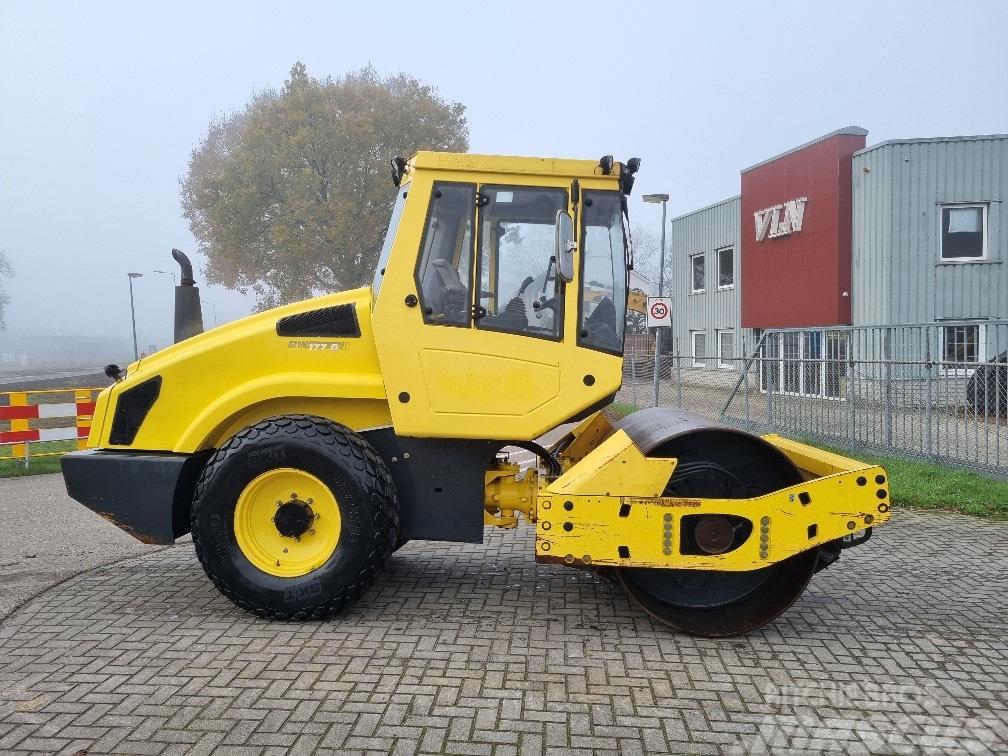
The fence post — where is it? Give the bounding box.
[652,329,660,408]
[742,356,751,427]
[75,389,93,451]
[924,330,933,459]
[675,338,683,407]
[767,354,775,429]
[884,328,894,449]
[8,391,30,468]
[846,343,855,445]
[630,352,637,407]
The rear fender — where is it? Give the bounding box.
[194,395,393,452]
[175,373,388,452]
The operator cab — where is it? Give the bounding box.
[372,152,639,440]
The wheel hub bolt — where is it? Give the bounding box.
[273,500,315,538]
[693,515,735,555]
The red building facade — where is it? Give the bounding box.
[739,127,867,329]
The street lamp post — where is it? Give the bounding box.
[127,273,143,361]
[153,269,176,286]
[642,194,669,408]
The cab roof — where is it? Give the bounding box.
[409,151,626,181]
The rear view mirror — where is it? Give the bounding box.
[555,210,575,283]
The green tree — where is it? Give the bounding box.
[0,251,11,331]
[182,63,469,309]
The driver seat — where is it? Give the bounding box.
[584,296,620,351]
[422,259,468,319]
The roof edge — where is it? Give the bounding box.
[854,133,1008,157]
[409,151,624,180]
[669,195,741,224]
[741,126,869,174]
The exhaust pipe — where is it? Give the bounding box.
[171,248,204,343]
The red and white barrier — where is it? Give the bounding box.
[0,389,100,461]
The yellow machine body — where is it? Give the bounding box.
[63,149,890,635]
[85,152,624,453]
[87,286,390,453]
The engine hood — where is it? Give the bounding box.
[90,288,389,453]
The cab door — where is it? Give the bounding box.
[372,171,623,441]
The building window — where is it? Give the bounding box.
[690,254,705,293]
[717,247,734,289]
[760,329,848,399]
[717,330,735,369]
[781,332,802,394]
[942,324,984,371]
[941,204,987,260]
[691,331,706,367]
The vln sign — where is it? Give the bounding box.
[754,197,807,242]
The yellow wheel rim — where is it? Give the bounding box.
[233,467,342,578]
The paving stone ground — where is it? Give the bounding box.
[0,474,157,620]
[0,509,1006,755]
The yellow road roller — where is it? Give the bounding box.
[61,152,890,636]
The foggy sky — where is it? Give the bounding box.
[1,0,1006,356]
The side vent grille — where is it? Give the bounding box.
[276,304,360,338]
[109,376,162,445]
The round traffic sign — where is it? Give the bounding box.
[649,301,669,320]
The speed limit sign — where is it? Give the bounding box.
[647,297,672,328]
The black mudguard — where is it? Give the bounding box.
[61,449,211,544]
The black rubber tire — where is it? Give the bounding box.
[190,415,398,620]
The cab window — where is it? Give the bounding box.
[476,185,567,339]
[579,190,627,353]
[415,183,475,326]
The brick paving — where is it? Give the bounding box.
[0,509,1006,755]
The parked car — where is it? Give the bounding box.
[966,350,1008,417]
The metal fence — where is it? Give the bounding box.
[619,322,1008,478]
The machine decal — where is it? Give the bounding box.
[286,340,351,351]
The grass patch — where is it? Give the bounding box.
[606,402,639,420]
[0,440,76,478]
[841,450,1008,520]
[807,440,1007,519]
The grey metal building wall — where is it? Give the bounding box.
[667,196,742,362]
[658,133,1008,368]
[851,135,1008,328]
